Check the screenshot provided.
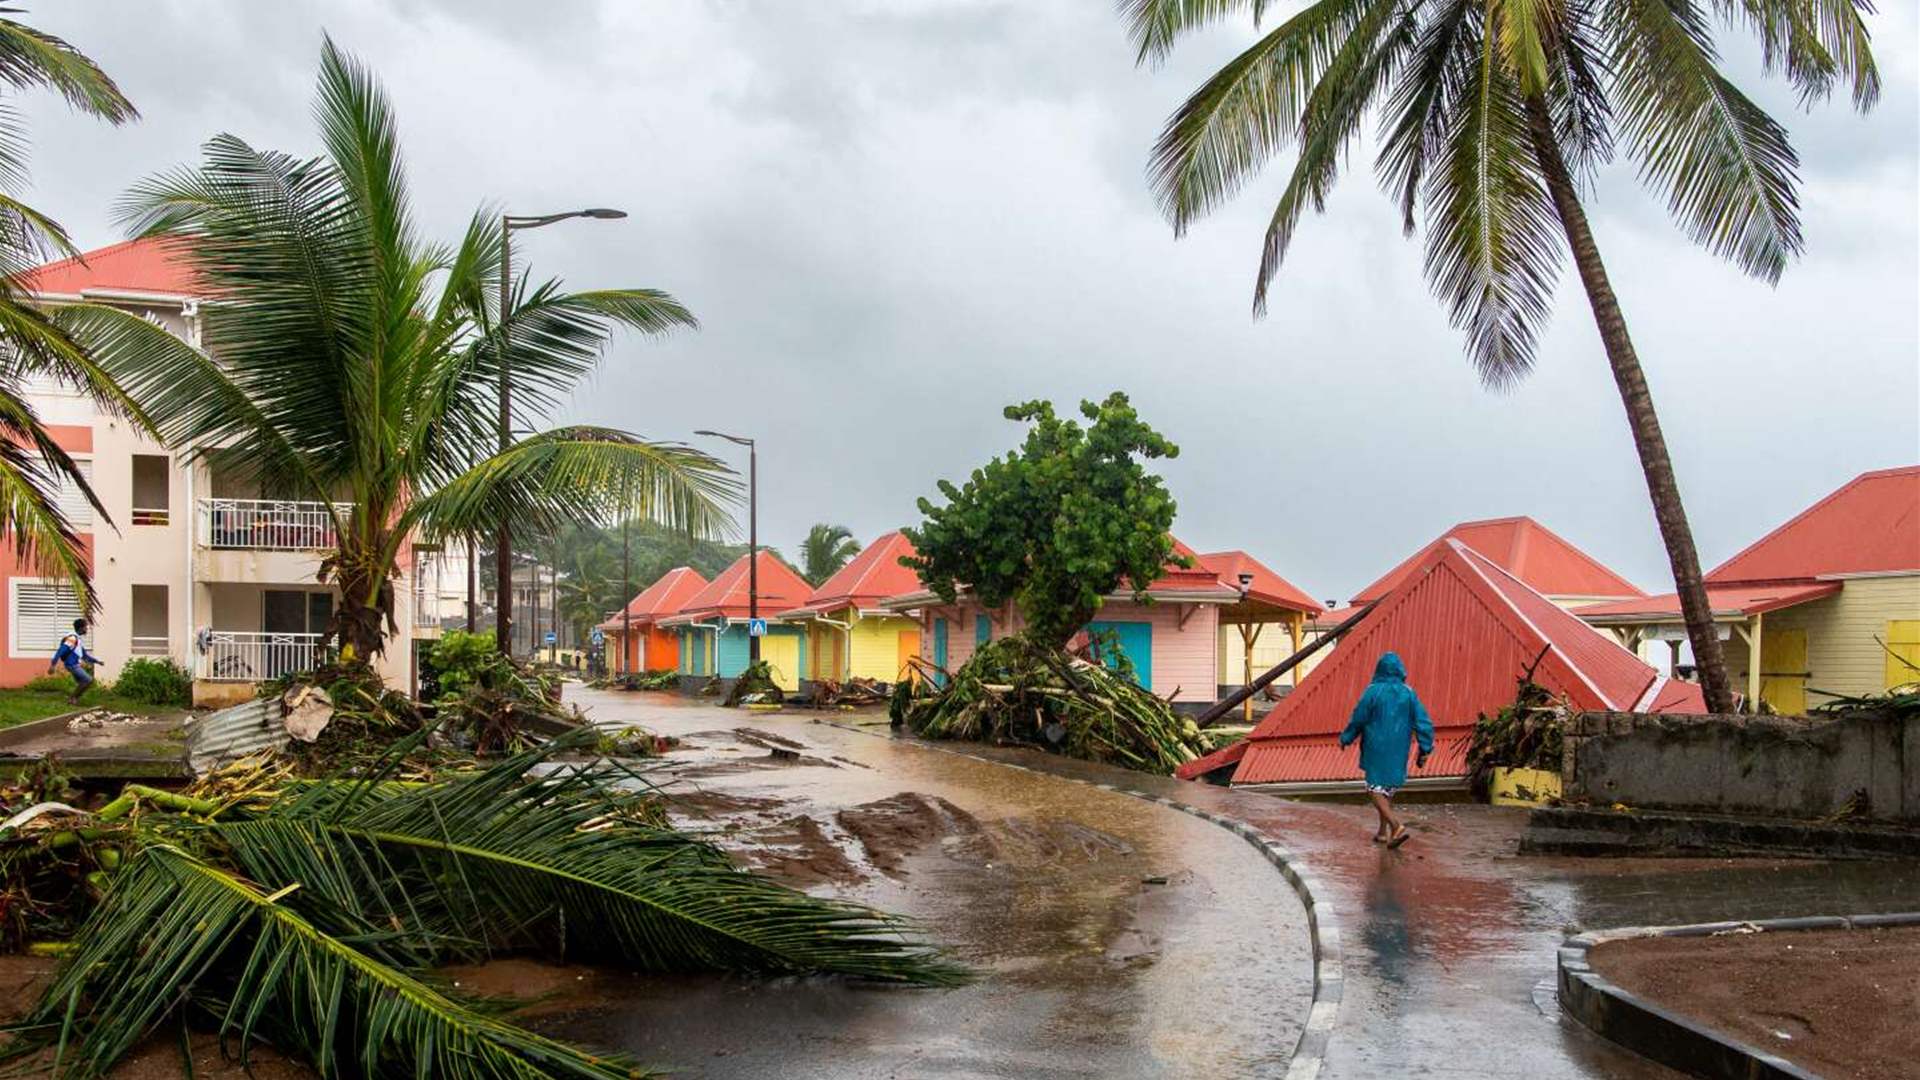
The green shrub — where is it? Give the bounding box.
[22,674,73,694]
[113,658,193,707]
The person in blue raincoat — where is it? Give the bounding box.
[1339,652,1434,848]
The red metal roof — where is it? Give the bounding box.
[1196,550,1324,615]
[1706,466,1920,584]
[19,237,200,299]
[1351,517,1644,604]
[667,550,813,623]
[1150,537,1237,595]
[597,566,709,632]
[1225,540,1681,787]
[785,531,921,617]
[1576,582,1843,622]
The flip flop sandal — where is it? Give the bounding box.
[1370,834,1388,844]
[1386,827,1412,849]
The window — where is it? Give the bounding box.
[52,459,93,529]
[263,589,334,635]
[131,584,169,655]
[131,455,170,525]
[11,579,83,658]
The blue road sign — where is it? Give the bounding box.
[544,631,557,646]
[747,618,768,637]
[589,628,605,646]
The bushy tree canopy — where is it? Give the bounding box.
[904,393,1183,647]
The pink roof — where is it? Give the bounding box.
[1576,582,1843,622]
[20,237,200,299]
[1196,550,1323,615]
[785,531,922,617]
[597,566,709,632]
[1222,540,1685,787]
[1707,466,1920,583]
[670,550,812,623]
[1352,517,1644,604]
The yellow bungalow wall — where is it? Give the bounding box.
[1723,575,1920,704]
[801,607,920,683]
[1216,622,1312,687]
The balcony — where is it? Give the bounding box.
[197,498,350,551]
[197,630,324,682]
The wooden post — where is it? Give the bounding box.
[1746,612,1763,710]
[1239,622,1262,724]
[1289,613,1304,686]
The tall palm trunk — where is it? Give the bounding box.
[1524,98,1734,713]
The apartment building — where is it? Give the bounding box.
[17,238,420,705]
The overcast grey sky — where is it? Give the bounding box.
[25,1,1919,602]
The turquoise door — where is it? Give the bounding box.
[975,615,991,646]
[1088,620,1152,689]
[932,617,949,686]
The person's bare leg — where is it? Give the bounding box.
[1367,792,1399,841]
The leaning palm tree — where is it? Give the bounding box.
[63,39,739,660]
[1126,0,1878,712]
[0,14,148,607]
[801,522,862,585]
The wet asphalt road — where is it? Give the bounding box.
[568,689,1920,1079]
[568,688,1313,1079]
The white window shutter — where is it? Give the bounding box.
[13,581,83,655]
[53,460,92,528]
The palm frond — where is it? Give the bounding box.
[1604,0,1802,282]
[1125,0,1274,64]
[218,742,966,985]
[0,431,91,610]
[1423,26,1563,385]
[1147,0,1383,233]
[1375,0,1477,232]
[23,844,647,1079]
[0,15,136,122]
[1545,0,1616,186]
[1715,0,1879,107]
[403,430,740,556]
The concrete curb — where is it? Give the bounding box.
[1558,911,1920,1080]
[821,721,1338,1080]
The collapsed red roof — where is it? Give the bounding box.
[1350,516,1644,605]
[20,237,200,299]
[598,566,709,632]
[1183,540,1703,786]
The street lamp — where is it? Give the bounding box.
[492,207,627,656]
[694,430,758,664]
[1236,572,1256,724]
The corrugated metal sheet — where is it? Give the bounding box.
[1578,582,1843,621]
[22,237,200,297]
[1707,467,1919,583]
[185,697,287,775]
[670,551,812,623]
[598,566,710,631]
[1230,540,1677,786]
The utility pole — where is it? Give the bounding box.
[695,430,759,664]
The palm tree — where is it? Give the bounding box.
[64,39,740,661]
[1125,0,1878,712]
[801,522,861,585]
[0,14,149,606]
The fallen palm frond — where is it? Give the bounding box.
[0,731,963,1077]
[1810,640,1920,718]
[724,661,783,707]
[1464,648,1567,802]
[617,669,680,692]
[893,634,1205,774]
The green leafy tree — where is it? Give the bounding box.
[1125,0,1879,713]
[800,522,861,585]
[904,393,1183,648]
[0,14,149,607]
[69,40,739,660]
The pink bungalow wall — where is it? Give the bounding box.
[914,598,1222,705]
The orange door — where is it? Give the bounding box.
[896,630,922,683]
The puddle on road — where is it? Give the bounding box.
[541,689,1313,1078]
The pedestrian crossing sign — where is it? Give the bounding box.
[747,618,767,637]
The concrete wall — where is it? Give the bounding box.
[1564,709,1920,823]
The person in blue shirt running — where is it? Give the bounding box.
[48,618,104,705]
[1339,651,1435,848]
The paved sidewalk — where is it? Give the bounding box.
[945,740,1920,1079]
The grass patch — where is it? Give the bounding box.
[0,685,180,730]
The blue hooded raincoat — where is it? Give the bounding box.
[1339,652,1435,790]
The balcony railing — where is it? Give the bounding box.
[130,635,170,656]
[131,506,170,526]
[198,498,351,551]
[197,631,324,682]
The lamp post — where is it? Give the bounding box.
[694,430,757,663]
[493,207,627,656]
[1236,571,1256,724]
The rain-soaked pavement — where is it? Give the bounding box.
[567,689,1920,1078]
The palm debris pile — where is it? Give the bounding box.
[890,634,1206,774]
[1464,649,1567,801]
[597,669,679,692]
[0,733,963,1078]
[808,677,891,709]
[725,661,785,707]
